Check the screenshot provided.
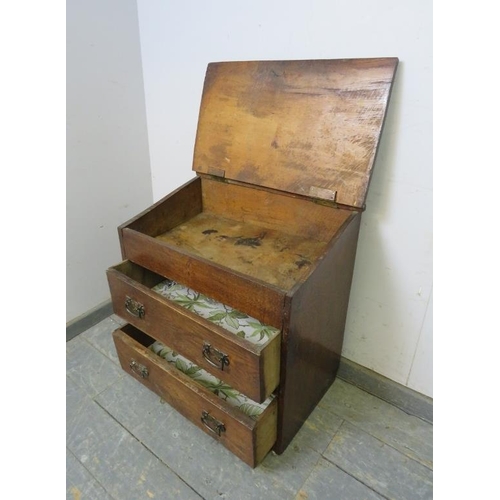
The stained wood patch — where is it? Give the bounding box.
[155,212,330,291]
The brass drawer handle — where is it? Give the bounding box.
[201,411,226,436]
[125,296,145,319]
[202,343,230,371]
[129,359,149,378]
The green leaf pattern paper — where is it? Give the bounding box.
[152,279,280,346]
[149,340,273,419]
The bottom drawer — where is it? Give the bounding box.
[113,324,278,467]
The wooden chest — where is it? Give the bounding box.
[106,58,398,467]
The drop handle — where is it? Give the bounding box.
[129,359,149,378]
[202,343,230,371]
[125,296,145,319]
[201,411,226,436]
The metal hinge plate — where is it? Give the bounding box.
[309,186,337,201]
[207,167,226,178]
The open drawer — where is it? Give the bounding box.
[107,260,281,402]
[113,324,278,468]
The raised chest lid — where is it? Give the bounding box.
[193,58,398,208]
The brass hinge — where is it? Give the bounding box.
[309,186,337,202]
[207,167,226,178]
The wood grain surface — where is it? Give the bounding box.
[193,58,398,207]
[118,177,202,257]
[201,177,352,241]
[113,324,278,467]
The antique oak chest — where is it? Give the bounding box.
[106,58,398,467]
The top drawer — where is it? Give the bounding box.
[107,260,281,402]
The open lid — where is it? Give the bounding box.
[193,58,398,208]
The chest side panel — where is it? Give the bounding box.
[275,212,362,453]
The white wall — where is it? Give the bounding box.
[137,0,432,397]
[67,0,153,322]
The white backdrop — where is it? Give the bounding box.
[136,0,433,396]
[67,0,153,321]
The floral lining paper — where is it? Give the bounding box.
[149,340,273,418]
[149,278,279,418]
[152,279,280,346]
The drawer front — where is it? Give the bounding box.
[107,261,281,403]
[121,227,285,329]
[113,325,278,468]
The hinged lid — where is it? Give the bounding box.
[193,58,398,208]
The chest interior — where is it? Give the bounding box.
[128,176,352,291]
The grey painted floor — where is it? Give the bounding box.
[67,315,433,500]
